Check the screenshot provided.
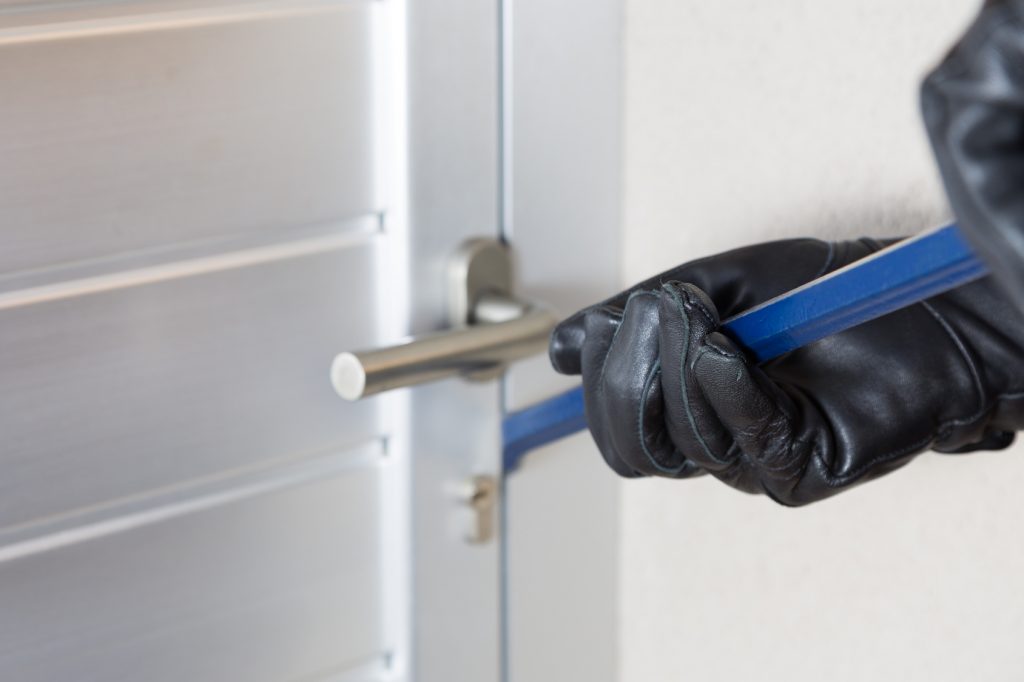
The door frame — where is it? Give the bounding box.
[378,1,624,679]
[502,2,624,682]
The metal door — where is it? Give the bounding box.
[0,1,502,680]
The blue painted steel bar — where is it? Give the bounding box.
[501,384,587,471]
[503,224,988,471]
[724,224,987,361]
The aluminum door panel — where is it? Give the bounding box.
[0,1,377,278]
[0,1,288,17]
[405,1,503,679]
[0,1,506,679]
[0,237,380,534]
[0,455,385,682]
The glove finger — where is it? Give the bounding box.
[657,282,737,474]
[578,304,642,478]
[593,292,700,477]
[550,239,849,376]
[550,309,592,375]
[692,332,806,485]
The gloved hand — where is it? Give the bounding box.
[549,238,1024,505]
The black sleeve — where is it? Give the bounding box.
[921,0,1024,308]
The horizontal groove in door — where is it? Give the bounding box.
[0,462,386,682]
[299,653,390,682]
[0,242,383,533]
[0,213,381,304]
[0,439,384,562]
[0,0,379,277]
[0,2,369,32]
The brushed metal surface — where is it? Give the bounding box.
[0,0,295,18]
[0,453,386,682]
[0,1,510,680]
[406,1,503,679]
[0,1,377,278]
[0,239,381,534]
[504,2,623,681]
[331,305,555,400]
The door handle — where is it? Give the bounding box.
[331,239,558,401]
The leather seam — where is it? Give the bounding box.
[696,341,812,479]
[665,285,730,467]
[809,391,1024,491]
[637,362,691,475]
[920,299,988,430]
[595,290,658,395]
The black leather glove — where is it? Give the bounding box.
[550,238,1024,505]
[922,0,1024,310]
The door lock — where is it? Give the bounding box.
[459,475,498,544]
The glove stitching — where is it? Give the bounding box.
[637,361,692,475]
[920,299,988,436]
[794,386,947,489]
[774,442,817,484]
[747,420,816,482]
[685,274,935,491]
[819,436,932,489]
[697,339,742,361]
[684,287,813,482]
[594,291,659,397]
[677,286,748,471]
[696,341,813,480]
[933,390,1024,434]
[723,442,757,486]
[593,290,664,476]
[664,285,732,468]
[775,246,996,488]
[679,287,718,328]
[691,343,761,480]
[805,388,1024,491]
[711,351,918,491]
[750,380,829,497]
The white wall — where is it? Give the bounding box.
[621,2,1024,681]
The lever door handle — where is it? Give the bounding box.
[332,297,557,400]
[331,239,557,401]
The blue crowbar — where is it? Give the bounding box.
[502,224,989,471]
